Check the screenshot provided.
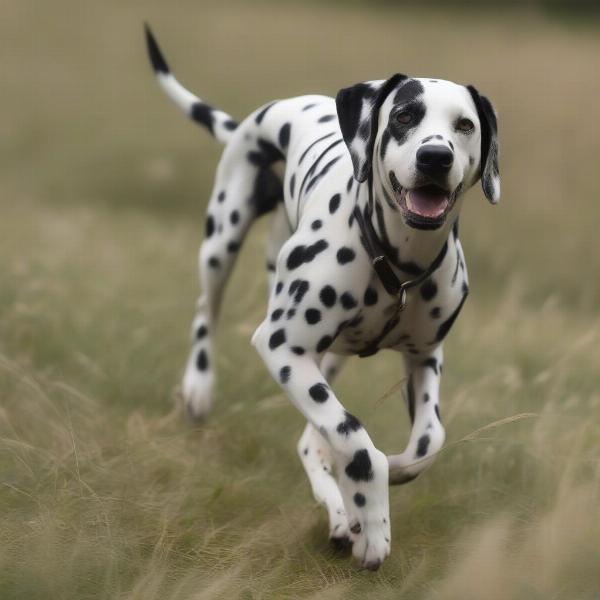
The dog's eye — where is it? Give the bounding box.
[395,111,412,125]
[456,118,474,133]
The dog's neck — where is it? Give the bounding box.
[359,176,460,276]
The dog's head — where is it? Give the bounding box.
[336,75,500,230]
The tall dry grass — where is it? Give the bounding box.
[1,0,600,598]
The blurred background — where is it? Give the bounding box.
[1,1,600,598]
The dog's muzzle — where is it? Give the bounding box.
[390,171,457,230]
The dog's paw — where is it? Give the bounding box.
[328,509,351,550]
[181,356,214,421]
[329,533,352,551]
[349,514,391,570]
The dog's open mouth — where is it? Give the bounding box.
[390,173,454,229]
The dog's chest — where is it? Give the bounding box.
[330,238,469,357]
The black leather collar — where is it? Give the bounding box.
[354,175,448,311]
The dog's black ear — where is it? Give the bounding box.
[336,74,407,183]
[466,85,500,204]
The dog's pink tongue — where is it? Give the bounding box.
[406,189,449,218]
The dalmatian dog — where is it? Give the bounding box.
[144,26,499,571]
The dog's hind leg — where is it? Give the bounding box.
[297,423,350,547]
[182,143,283,420]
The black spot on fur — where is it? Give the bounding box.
[380,129,391,159]
[316,335,333,353]
[247,139,284,167]
[255,101,276,124]
[305,309,321,324]
[420,279,437,301]
[337,411,362,436]
[286,308,296,319]
[320,285,337,307]
[279,365,291,384]
[353,493,366,507]
[289,174,296,198]
[289,279,310,303]
[205,215,215,238]
[350,521,361,534]
[223,119,237,131]
[217,191,226,203]
[291,346,305,355]
[279,123,291,149]
[286,240,328,270]
[251,171,283,218]
[271,309,284,322]
[269,329,286,350]
[364,287,378,306]
[227,241,239,253]
[393,78,425,104]
[340,292,357,310]
[145,25,170,73]
[309,383,329,403]
[302,103,316,111]
[336,247,355,265]
[416,434,430,458]
[422,357,439,374]
[434,289,468,342]
[304,155,343,195]
[311,219,322,231]
[196,325,207,340]
[318,114,337,123]
[275,282,283,295]
[230,210,240,225]
[329,193,341,214]
[430,306,441,318]
[346,176,354,193]
[407,375,416,425]
[190,102,215,134]
[424,393,430,402]
[345,449,374,482]
[208,256,220,269]
[298,132,336,165]
[196,349,208,371]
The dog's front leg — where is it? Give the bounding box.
[388,346,446,484]
[253,323,391,570]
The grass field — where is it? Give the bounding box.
[2,1,600,598]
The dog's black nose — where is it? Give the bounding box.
[416,145,454,179]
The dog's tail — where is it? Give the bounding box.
[144,24,238,145]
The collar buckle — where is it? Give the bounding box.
[396,286,408,311]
